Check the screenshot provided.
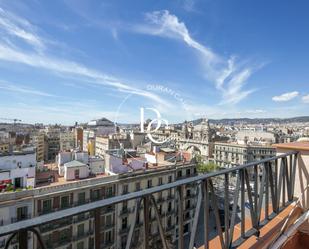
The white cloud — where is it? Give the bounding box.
[0,8,171,108]
[0,80,55,97]
[272,91,299,102]
[183,0,197,12]
[0,7,45,51]
[302,94,309,103]
[134,10,256,104]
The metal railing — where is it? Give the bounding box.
[0,151,298,249]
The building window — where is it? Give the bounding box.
[59,228,70,242]
[16,206,28,221]
[122,185,128,195]
[42,199,52,214]
[168,188,172,198]
[186,200,191,209]
[106,186,113,197]
[77,241,84,249]
[147,179,152,188]
[122,201,128,212]
[168,202,172,212]
[78,192,86,205]
[106,215,112,226]
[186,169,190,176]
[91,189,100,201]
[158,177,163,185]
[177,171,182,178]
[168,175,172,183]
[61,196,70,209]
[77,223,84,237]
[135,182,140,191]
[122,217,127,229]
[105,230,112,243]
[121,235,127,249]
[167,216,172,227]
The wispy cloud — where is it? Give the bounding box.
[182,0,198,12]
[0,7,44,52]
[302,94,309,103]
[133,10,257,104]
[0,101,130,125]
[0,80,55,97]
[272,91,299,102]
[0,7,172,108]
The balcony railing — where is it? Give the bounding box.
[0,151,299,249]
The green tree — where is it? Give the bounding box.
[195,155,218,173]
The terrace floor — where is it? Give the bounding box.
[201,203,304,249]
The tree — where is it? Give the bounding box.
[195,155,218,173]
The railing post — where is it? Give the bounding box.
[203,180,209,249]
[240,169,245,238]
[18,229,28,249]
[254,165,258,215]
[177,185,184,249]
[143,196,150,249]
[224,173,229,249]
[290,153,298,200]
[94,208,101,249]
[265,162,269,220]
[274,159,278,213]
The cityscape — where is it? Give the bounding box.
[1,1,309,249]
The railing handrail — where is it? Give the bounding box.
[0,151,298,237]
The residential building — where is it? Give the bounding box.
[214,142,276,168]
[95,134,132,158]
[31,132,45,162]
[74,127,83,150]
[44,131,60,162]
[60,131,75,151]
[0,150,36,189]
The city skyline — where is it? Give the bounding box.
[0,0,309,125]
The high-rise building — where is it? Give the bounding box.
[74,127,83,150]
[31,132,45,162]
[60,131,75,151]
[44,131,60,162]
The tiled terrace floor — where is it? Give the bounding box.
[202,204,303,249]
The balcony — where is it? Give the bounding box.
[1,143,309,249]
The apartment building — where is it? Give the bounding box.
[44,132,60,162]
[214,142,276,168]
[0,194,34,249]
[0,159,197,249]
[31,132,45,162]
[74,127,84,150]
[0,150,36,189]
[83,130,96,155]
[60,131,75,151]
[95,134,131,158]
[115,163,198,249]
[33,176,118,249]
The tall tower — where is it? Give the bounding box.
[201,118,210,142]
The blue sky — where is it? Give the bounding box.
[0,0,308,125]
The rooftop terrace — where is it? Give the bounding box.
[1,142,309,249]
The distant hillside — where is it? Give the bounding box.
[194,116,309,125]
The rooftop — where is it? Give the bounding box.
[64,160,87,168]
[273,141,309,151]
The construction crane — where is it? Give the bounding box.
[0,118,22,124]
